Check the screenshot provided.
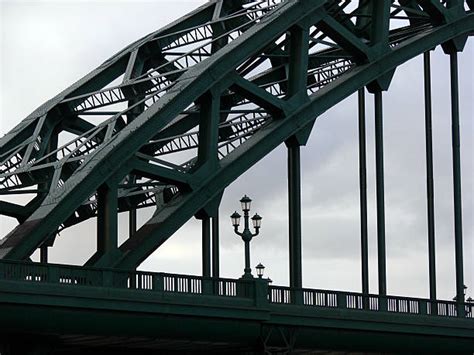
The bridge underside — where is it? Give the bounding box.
[2,302,473,353]
[2,293,473,354]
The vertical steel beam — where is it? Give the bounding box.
[374,91,387,298]
[287,24,309,98]
[97,184,118,255]
[38,134,56,266]
[288,144,302,288]
[212,214,220,278]
[450,52,465,316]
[40,246,48,264]
[202,217,211,277]
[358,88,369,300]
[197,88,220,279]
[197,91,220,169]
[424,51,437,308]
[286,22,308,289]
[129,209,137,236]
[370,1,390,47]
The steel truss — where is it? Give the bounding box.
[0,0,472,276]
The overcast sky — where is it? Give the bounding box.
[0,0,472,301]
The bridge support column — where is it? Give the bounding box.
[197,202,221,279]
[450,52,465,317]
[287,143,302,289]
[129,209,137,236]
[202,217,211,278]
[285,132,311,293]
[97,183,118,256]
[424,51,437,314]
[40,245,48,264]
[285,21,310,291]
[358,88,369,307]
[195,87,221,278]
[212,214,220,278]
[374,90,387,302]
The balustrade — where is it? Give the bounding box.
[0,260,472,318]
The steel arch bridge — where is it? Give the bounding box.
[0,0,473,353]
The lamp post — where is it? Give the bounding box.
[230,195,262,279]
[452,284,467,302]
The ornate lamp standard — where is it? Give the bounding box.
[230,195,262,279]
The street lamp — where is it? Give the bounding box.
[453,284,468,302]
[252,213,262,229]
[240,195,252,212]
[230,211,241,227]
[256,263,265,278]
[230,195,262,279]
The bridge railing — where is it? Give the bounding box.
[0,260,256,300]
[268,285,473,318]
[0,260,472,318]
[112,269,255,298]
[0,259,104,286]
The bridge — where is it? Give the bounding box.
[0,0,473,353]
[1,260,473,353]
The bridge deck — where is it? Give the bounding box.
[0,260,473,353]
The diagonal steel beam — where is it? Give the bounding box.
[112,14,474,269]
[0,0,320,261]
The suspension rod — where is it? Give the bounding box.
[202,217,211,278]
[374,90,387,298]
[358,88,369,298]
[129,209,137,236]
[40,246,48,264]
[450,52,464,316]
[288,144,302,288]
[212,215,220,278]
[424,51,437,306]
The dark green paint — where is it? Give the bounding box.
[358,88,369,300]
[450,52,465,317]
[0,1,472,351]
[374,90,387,299]
[424,51,437,308]
[0,260,472,352]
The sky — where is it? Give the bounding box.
[0,0,472,301]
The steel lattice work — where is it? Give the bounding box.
[0,0,472,278]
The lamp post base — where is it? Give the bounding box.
[241,272,254,280]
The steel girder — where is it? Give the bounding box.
[0,0,472,269]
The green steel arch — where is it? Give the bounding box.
[0,0,472,270]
